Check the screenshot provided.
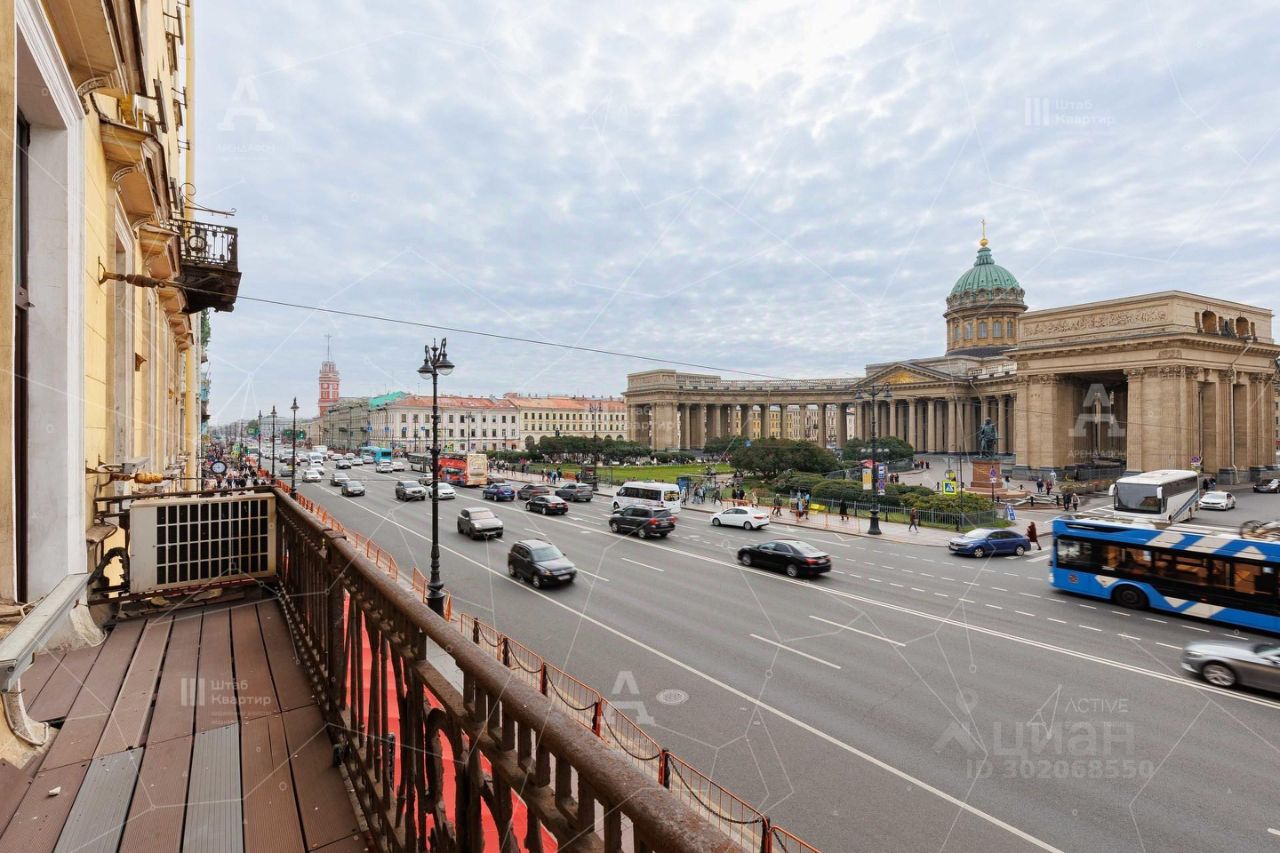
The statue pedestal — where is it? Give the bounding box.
[970,459,1003,491]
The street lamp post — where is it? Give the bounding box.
[270,405,278,481]
[418,338,455,617]
[853,384,892,535]
[290,398,299,497]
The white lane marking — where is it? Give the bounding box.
[1118,634,1142,641]
[621,557,664,573]
[1183,625,1211,633]
[991,586,1009,592]
[1025,553,1052,562]
[850,573,864,579]
[921,559,938,563]
[1015,611,1036,617]
[809,615,906,648]
[1019,592,1042,599]
[984,604,1003,610]
[1156,642,1182,651]
[911,587,926,593]
[1079,625,1103,632]
[1266,827,1279,837]
[959,598,977,604]
[889,582,904,588]
[749,634,842,669]
[1078,604,1097,610]
[919,572,935,578]
[1145,617,1168,624]
[1109,610,1130,617]
[1003,572,1020,577]
[1047,618,1068,624]
[933,592,950,598]
[868,577,883,583]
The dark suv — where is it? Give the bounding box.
[555,483,594,502]
[608,507,675,539]
[507,540,576,588]
[517,484,552,501]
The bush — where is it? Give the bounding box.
[842,436,915,464]
[899,491,996,513]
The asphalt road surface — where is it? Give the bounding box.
[298,471,1280,853]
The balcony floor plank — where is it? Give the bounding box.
[195,609,237,733]
[18,650,64,709]
[283,703,364,850]
[147,612,202,744]
[95,617,171,756]
[27,645,102,723]
[257,598,315,711]
[41,620,144,771]
[241,713,305,853]
[183,723,244,853]
[0,759,91,853]
[230,602,278,720]
[117,734,192,853]
[51,747,143,853]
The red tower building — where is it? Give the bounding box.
[318,336,340,415]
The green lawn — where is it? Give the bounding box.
[527,462,732,483]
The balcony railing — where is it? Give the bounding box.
[178,219,242,313]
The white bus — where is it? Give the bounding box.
[1109,469,1201,523]
[611,481,683,515]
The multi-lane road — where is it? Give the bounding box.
[297,469,1280,853]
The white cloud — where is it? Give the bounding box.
[198,0,1280,419]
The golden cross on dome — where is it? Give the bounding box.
[979,218,988,248]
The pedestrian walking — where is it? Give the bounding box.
[838,498,848,521]
[772,493,783,517]
[1027,521,1042,550]
[1071,493,1080,512]
[908,507,919,533]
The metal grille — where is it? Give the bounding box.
[131,493,276,592]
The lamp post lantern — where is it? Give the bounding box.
[418,338,455,616]
[290,398,299,497]
[853,384,892,535]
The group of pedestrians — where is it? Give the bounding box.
[540,467,565,484]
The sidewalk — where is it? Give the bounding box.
[492,468,965,547]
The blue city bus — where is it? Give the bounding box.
[1050,514,1280,633]
[358,445,393,463]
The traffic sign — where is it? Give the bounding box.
[1005,503,1016,521]
[942,481,957,495]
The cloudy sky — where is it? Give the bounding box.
[197,1,1280,421]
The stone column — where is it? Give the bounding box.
[653,402,677,449]
[888,400,898,439]
[997,395,1009,454]
[836,404,849,449]
[906,399,918,450]
[948,398,960,454]
[818,404,829,449]
[1123,369,1146,472]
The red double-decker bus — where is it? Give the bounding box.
[409,452,488,487]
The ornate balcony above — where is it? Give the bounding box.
[178,219,241,313]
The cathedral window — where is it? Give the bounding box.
[964,323,973,340]
[978,321,987,339]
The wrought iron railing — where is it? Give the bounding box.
[180,219,238,271]
[272,491,740,852]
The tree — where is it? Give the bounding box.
[729,439,838,479]
[842,435,914,464]
[701,434,749,456]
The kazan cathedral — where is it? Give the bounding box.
[624,234,1280,483]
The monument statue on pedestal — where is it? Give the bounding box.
[978,417,998,458]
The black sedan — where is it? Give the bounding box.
[526,495,569,515]
[1253,479,1280,494]
[736,540,832,577]
[507,539,576,588]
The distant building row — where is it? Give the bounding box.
[305,392,627,452]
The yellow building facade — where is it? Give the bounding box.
[2,1,238,602]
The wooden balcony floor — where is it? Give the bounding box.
[0,596,368,853]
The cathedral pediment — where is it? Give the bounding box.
[861,363,953,386]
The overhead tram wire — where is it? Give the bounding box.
[155,278,792,380]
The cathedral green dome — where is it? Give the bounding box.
[947,239,1025,309]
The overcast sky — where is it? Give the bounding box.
[197,1,1280,421]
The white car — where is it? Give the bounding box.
[302,468,321,482]
[391,459,406,471]
[344,452,355,460]
[1199,491,1236,511]
[375,461,393,474]
[350,457,364,466]
[431,483,457,500]
[710,507,771,530]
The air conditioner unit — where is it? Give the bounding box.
[128,492,277,594]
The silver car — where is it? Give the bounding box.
[1182,638,1280,692]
